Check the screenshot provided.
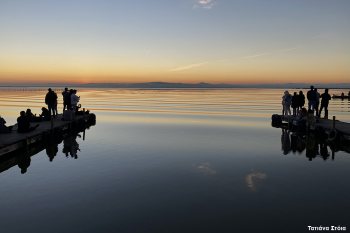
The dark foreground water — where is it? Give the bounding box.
[0,88,350,233]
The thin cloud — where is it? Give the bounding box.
[242,52,270,59]
[241,47,297,60]
[276,47,298,53]
[193,0,217,9]
[170,61,208,72]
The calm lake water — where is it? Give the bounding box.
[1,88,350,233]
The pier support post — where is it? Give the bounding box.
[51,118,54,130]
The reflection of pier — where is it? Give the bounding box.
[0,112,95,156]
[0,122,94,174]
[272,113,350,160]
[279,129,349,161]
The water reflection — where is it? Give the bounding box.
[63,134,81,159]
[245,171,267,192]
[279,129,349,161]
[195,162,217,175]
[0,126,91,174]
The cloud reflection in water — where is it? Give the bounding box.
[245,171,267,192]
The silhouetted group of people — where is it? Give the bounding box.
[282,86,332,119]
[282,90,305,116]
[0,87,82,134]
[16,110,40,133]
[44,87,81,118]
[16,105,59,133]
[306,86,331,118]
[62,88,80,112]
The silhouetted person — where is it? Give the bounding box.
[307,85,317,112]
[291,92,299,116]
[45,88,57,117]
[26,108,34,119]
[62,87,71,111]
[314,88,320,116]
[341,92,345,100]
[282,90,292,115]
[17,111,39,133]
[40,107,51,121]
[319,89,331,119]
[26,108,41,122]
[298,90,305,110]
[71,89,80,112]
[0,116,12,133]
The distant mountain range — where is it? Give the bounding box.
[1,82,349,89]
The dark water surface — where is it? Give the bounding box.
[1,88,350,233]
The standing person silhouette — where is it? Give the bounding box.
[45,88,57,117]
[298,90,305,111]
[282,90,292,116]
[307,85,317,112]
[319,89,331,119]
[62,87,71,111]
[291,92,299,116]
[70,89,80,112]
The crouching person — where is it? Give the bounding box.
[0,116,12,133]
[17,111,39,133]
[40,107,51,121]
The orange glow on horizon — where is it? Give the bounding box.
[0,55,349,84]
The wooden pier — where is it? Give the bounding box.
[0,112,96,157]
[272,114,350,141]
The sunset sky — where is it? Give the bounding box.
[0,0,349,84]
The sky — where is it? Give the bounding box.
[0,0,349,84]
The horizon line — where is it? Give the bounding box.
[0,81,349,89]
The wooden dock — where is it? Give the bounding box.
[317,118,350,136]
[0,113,96,157]
[272,114,350,141]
